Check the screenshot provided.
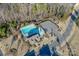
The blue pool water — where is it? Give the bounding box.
[22,26,36,34]
[39,45,51,56]
[27,28,39,38]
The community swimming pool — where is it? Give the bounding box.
[20,24,45,38]
[24,44,59,56]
